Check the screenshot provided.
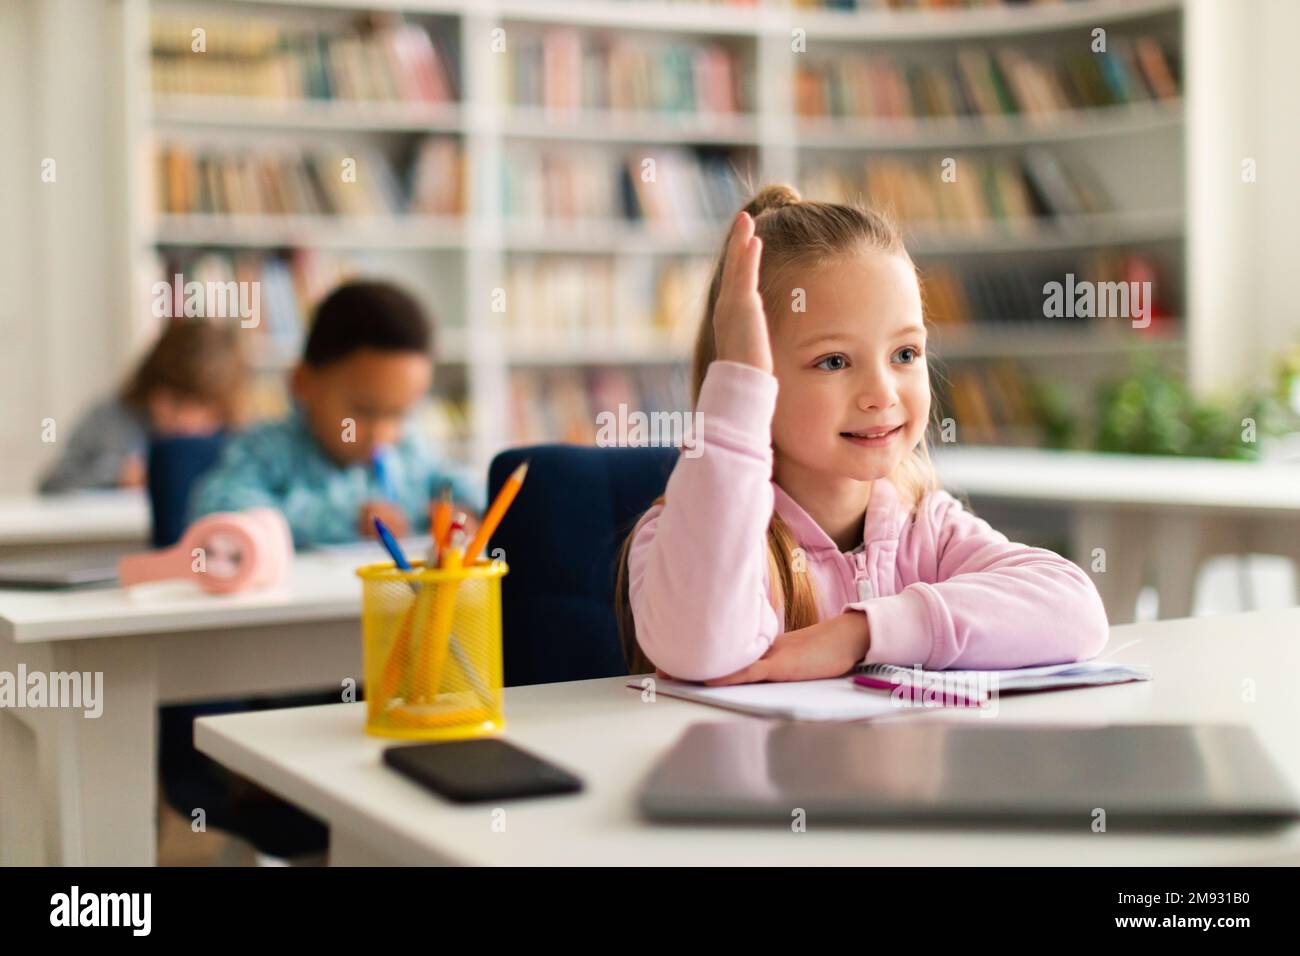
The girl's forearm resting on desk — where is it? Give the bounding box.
[844,505,1110,672]
[701,612,871,686]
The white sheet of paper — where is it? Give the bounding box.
[626,677,923,722]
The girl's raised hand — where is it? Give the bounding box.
[712,212,772,374]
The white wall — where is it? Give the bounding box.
[0,0,132,493]
[1187,0,1300,396]
[0,0,45,494]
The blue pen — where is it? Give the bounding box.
[372,446,398,501]
[373,515,413,573]
[372,515,490,706]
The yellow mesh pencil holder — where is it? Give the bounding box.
[357,559,507,740]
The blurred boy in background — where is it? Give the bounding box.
[189,280,479,546]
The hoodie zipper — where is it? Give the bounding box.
[852,549,873,603]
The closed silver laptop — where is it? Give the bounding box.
[639,721,1300,829]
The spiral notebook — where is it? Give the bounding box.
[852,659,1151,705]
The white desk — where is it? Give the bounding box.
[0,491,149,558]
[934,448,1300,623]
[196,607,1300,866]
[0,543,392,866]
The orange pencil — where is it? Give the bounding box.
[432,486,453,550]
[465,461,528,564]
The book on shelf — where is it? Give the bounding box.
[151,14,457,105]
[509,366,691,446]
[797,37,1180,124]
[501,255,709,352]
[501,145,747,228]
[501,27,746,115]
[921,252,1174,328]
[792,0,1141,12]
[803,148,1112,231]
[155,138,462,217]
[409,138,465,216]
[415,395,473,453]
[503,256,618,345]
[147,248,375,365]
[651,258,714,349]
[939,361,1041,447]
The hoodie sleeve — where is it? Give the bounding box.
[848,491,1110,669]
[626,361,782,681]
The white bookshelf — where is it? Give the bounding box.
[152,95,468,131]
[123,0,1187,471]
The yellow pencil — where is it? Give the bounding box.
[414,519,465,703]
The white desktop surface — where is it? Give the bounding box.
[196,607,1300,867]
[0,491,148,548]
[0,544,384,643]
[934,447,1300,512]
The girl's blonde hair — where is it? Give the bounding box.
[615,184,940,674]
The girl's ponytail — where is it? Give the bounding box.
[743,183,802,217]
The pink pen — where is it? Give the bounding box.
[852,674,983,708]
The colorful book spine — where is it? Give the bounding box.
[151,16,457,104]
[796,37,1179,122]
[509,366,691,446]
[500,29,745,114]
[802,148,1111,229]
[500,146,747,225]
[155,138,462,217]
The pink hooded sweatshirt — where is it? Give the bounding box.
[627,361,1110,681]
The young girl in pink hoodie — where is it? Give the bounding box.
[617,184,1109,685]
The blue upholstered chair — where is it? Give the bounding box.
[486,444,680,686]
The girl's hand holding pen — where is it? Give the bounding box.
[702,612,872,686]
[713,212,772,375]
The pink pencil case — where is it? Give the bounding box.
[118,508,293,594]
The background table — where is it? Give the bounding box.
[935,447,1300,623]
[197,606,1300,866]
[0,542,393,865]
[0,491,148,559]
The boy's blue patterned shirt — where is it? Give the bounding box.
[187,409,481,549]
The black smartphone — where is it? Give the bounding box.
[383,738,584,804]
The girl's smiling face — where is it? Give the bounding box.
[769,250,930,485]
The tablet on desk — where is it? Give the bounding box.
[639,721,1300,830]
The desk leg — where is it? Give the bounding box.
[1071,507,1147,626]
[26,638,159,866]
[0,639,56,865]
[1242,520,1300,605]
[0,707,44,864]
[1149,513,1231,621]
